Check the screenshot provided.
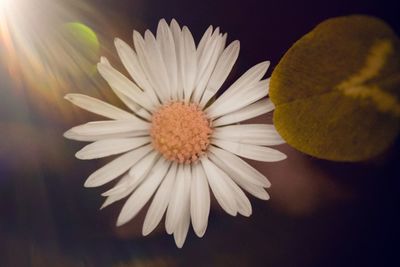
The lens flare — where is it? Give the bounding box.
[0,0,107,121]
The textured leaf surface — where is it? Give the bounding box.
[270,15,400,161]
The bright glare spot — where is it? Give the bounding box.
[0,0,9,9]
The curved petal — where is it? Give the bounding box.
[206,79,270,119]
[208,149,270,200]
[64,94,134,120]
[114,38,160,105]
[208,145,270,187]
[170,19,184,100]
[142,163,178,236]
[210,61,270,109]
[84,144,153,188]
[173,164,192,248]
[157,19,178,100]
[75,137,151,160]
[200,157,237,216]
[165,164,190,234]
[63,130,148,142]
[212,99,275,127]
[97,61,156,112]
[212,124,285,146]
[211,139,287,162]
[200,40,240,106]
[65,119,149,137]
[190,162,210,237]
[180,26,197,102]
[116,157,171,226]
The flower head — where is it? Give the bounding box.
[64,19,286,248]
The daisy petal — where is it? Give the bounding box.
[200,157,237,216]
[63,130,148,142]
[227,178,252,217]
[173,164,191,248]
[212,124,285,146]
[102,151,159,197]
[64,94,134,120]
[128,150,160,179]
[165,164,189,234]
[116,157,171,226]
[142,163,178,236]
[191,29,222,103]
[100,174,137,209]
[212,139,287,162]
[200,40,240,107]
[212,99,275,127]
[211,61,270,108]
[180,26,197,102]
[84,144,153,188]
[65,119,149,137]
[196,25,213,61]
[99,57,144,113]
[114,38,160,105]
[190,163,210,237]
[97,61,156,112]
[206,79,270,119]
[170,19,184,100]
[75,137,151,160]
[208,146,270,187]
[156,19,178,100]
[144,30,171,102]
[208,151,270,200]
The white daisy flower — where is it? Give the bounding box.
[64,18,287,248]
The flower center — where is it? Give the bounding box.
[150,102,212,164]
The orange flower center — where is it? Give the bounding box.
[150,102,212,164]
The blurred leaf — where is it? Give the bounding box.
[270,15,400,161]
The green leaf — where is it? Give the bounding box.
[270,15,400,161]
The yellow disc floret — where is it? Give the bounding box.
[150,102,212,164]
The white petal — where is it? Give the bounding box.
[97,61,156,112]
[116,157,171,226]
[144,30,171,102]
[211,139,287,162]
[192,30,223,103]
[206,79,270,119]
[99,57,145,113]
[212,124,285,146]
[84,144,153,187]
[208,149,270,200]
[212,99,275,127]
[211,61,270,108]
[64,94,134,120]
[100,174,137,209]
[173,164,192,248]
[180,26,197,102]
[226,176,252,217]
[63,130,148,142]
[170,19,184,100]
[165,164,188,234]
[208,145,270,187]
[102,150,159,197]
[129,150,160,179]
[65,119,149,137]
[196,25,213,61]
[199,40,240,107]
[156,19,178,100]
[142,163,178,236]
[75,137,151,160]
[190,163,210,237]
[113,39,160,105]
[133,30,169,103]
[200,157,237,216]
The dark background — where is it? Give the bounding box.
[0,0,399,266]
